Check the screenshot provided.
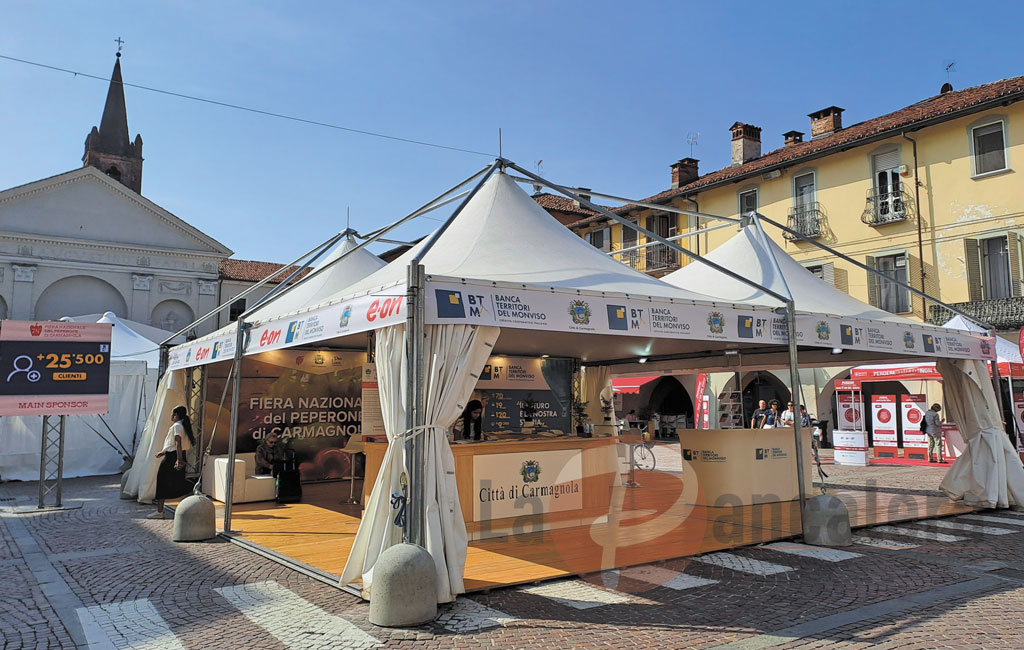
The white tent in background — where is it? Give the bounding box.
[122,235,387,503]
[61,313,181,348]
[0,312,167,481]
[661,223,1024,509]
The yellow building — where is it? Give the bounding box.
[569,75,1024,332]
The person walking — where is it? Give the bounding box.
[924,403,944,463]
[150,405,195,519]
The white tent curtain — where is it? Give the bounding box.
[0,361,149,481]
[121,369,187,503]
[937,358,1024,508]
[341,322,500,603]
[583,366,616,427]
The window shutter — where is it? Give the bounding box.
[874,151,899,172]
[865,255,879,307]
[1008,234,1022,297]
[964,238,983,301]
[821,262,835,287]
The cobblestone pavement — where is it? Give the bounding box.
[2,466,1023,649]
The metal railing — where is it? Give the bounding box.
[862,187,913,226]
[784,203,825,240]
[646,244,677,270]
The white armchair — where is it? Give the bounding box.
[201,452,278,504]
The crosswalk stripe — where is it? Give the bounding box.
[764,542,862,562]
[436,598,517,633]
[519,580,632,609]
[958,513,1024,527]
[851,535,920,549]
[619,564,719,590]
[216,581,380,649]
[692,552,794,576]
[924,519,1015,535]
[872,525,966,543]
[78,598,186,650]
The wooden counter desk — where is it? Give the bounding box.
[674,427,813,507]
[364,434,620,540]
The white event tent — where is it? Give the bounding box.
[658,223,1024,509]
[157,166,1003,604]
[0,312,164,481]
[121,235,387,503]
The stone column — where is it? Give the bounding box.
[197,279,219,335]
[131,274,153,324]
[11,264,37,320]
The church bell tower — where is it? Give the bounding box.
[83,52,144,193]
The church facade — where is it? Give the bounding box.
[0,54,234,336]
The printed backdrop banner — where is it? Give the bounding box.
[871,394,898,449]
[470,356,573,433]
[837,393,864,431]
[205,349,368,481]
[901,394,929,456]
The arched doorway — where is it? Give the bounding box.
[35,276,127,320]
[645,376,693,438]
[742,372,791,427]
[151,300,195,333]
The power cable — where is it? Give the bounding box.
[0,53,496,158]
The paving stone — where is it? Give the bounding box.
[958,513,1024,526]
[434,597,518,632]
[871,525,968,543]
[850,535,920,549]
[922,519,1015,535]
[764,542,863,562]
[693,552,795,576]
[519,579,633,609]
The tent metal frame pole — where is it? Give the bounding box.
[786,301,808,520]
[223,319,246,533]
[504,161,788,305]
[752,212,995,333]
[158,167,488,352]
[609,222,735,256]
[402,160,503,548]
[504,174,741,225]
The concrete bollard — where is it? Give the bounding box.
[172,494,216,542]
[368,543,438,627]
[802,493,853,546]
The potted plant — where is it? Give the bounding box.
[571,397,590,437]
[599,396,614,423]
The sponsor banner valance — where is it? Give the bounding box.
[424,280,995,361]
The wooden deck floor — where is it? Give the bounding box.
[195,472,973,593]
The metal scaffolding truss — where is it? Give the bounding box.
[186,365,206,479]
[37,415,66,508]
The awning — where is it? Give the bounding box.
[611,376,659,394]
[852,360,1024,382]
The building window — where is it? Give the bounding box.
[794,173,815,210]
[804,262,835,286]
[872,151,904,221]
[586,227,609,252]
[229,298,246,322]
[972,122,1007,175]
[739,189,758,216]
[645,213,676,269]
[965,234,1021,300]
[868,253,910,313]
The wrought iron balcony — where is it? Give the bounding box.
[645,244,677,270]
[784,203,825,240]
[861,187,913,226]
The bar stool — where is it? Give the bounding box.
[339,434,366,505]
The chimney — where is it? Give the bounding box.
[940,82,953,94]
[670,158,699,188]
[573,187,591,209]
[808,106,844,138]
[729,122,761,166]
[783,130,805,147]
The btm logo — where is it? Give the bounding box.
[607,306,645,331]
[737,315,769,338]
[435,290,488,319]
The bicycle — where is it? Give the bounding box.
[631,427,657,472]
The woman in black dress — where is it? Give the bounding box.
[149,405,196,519]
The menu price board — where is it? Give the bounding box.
[0,320,112,416]
[472,356,572,433]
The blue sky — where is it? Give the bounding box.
[3,1,1023,262]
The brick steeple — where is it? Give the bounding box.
[83,53,144,193]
